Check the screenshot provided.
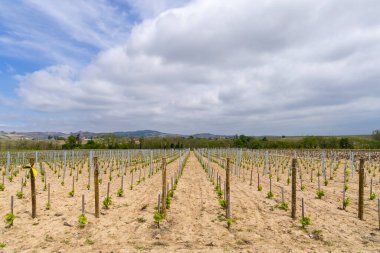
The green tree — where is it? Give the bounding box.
[372,130,380,141]
[63,135,77,149]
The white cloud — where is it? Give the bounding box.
[13,0,380,134]
[0,0,132,65]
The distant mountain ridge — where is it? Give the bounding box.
[0,130,229,140]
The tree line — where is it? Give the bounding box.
[1,130,379,151]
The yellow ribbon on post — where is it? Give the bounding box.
[32,165,38,178]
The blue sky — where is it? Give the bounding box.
[0,0,380,135]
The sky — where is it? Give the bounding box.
[0,0,379,136]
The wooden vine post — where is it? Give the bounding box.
[226,157,231,225]
[358,158,364,220]
[94,157,100,218]
[291,158,297,220]
[29,157,37,218]
[161,157,167,217]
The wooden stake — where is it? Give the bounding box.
[358,159,364,220]
[291,158,297,220]
[226,157,231,225]
[107,182,110,199]
[157,194,161,213]
[343,165,346,210]
[29,158,37,218]
[94,157,100,218]
[378,198,380,230]
[301,197,305,219]
[257,173,260,191]
[281,186,284,203]
[82,194,85,214]
[48,183,51,206]
[11,195,14,214]
[250,169,253,186]
[161,158,167,217]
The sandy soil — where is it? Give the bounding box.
[204,153,380,252]
[1,151,379,252]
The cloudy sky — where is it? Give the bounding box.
[0,0,379,136]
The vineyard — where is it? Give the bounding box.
[0,149,379,252]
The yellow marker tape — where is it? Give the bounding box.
[32,165,38,178]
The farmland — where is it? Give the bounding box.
[0,149,379,252]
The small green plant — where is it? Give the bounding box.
[153,211,164,228]
[8,176,13,182]
[166,195,172,209]
[278,202,289,210]
[137,217,146,223]
[316,189,325,199]
[4,212,15,226]
[300,216,312,227]
[266,191,274,199]
[168,190,174,198]
[287,177,290,185]
[78,214,88,227]
[69,190,75,197]
[16,191,24,199]
[0,242,6,248]
[103,196,112,209]
[258,185,263,191]
[226,218,235,228]
[370,192,376,200]
[301,185,306,191]
[219,199,227,209]
[117,188,124,197]
[343,197,350,208]
[61,181,64,186]
[0,183,4,191]
[324,179,328,186]
[87,184,90,190]
[216,189,223,198]
[85,238,95,245]
[344,184,349,191]
[46,202,51,210]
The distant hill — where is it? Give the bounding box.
[191,133,230,139]
[112,130,168,137]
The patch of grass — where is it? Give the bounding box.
[370,193,376,200]
[300,216,312,227]
[68,190,75,197]
[78,214,87,227]
[258,185,263,191]
[0,183,4,191]
[103,196,112,209]
[343,197,350,208]
[16,191,24,199]
[0,242,6,248]
[278,202,289,210]
[226,218,235,228]
[266,191,274,199]
[219,199,227,209]
[4,212,15,226]
[46,202,51,210]
[85,238,95,245]
[117,188,124,197]
[153,212,164,228]
[316,189,325,199]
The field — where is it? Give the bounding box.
[0,149,379,252]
